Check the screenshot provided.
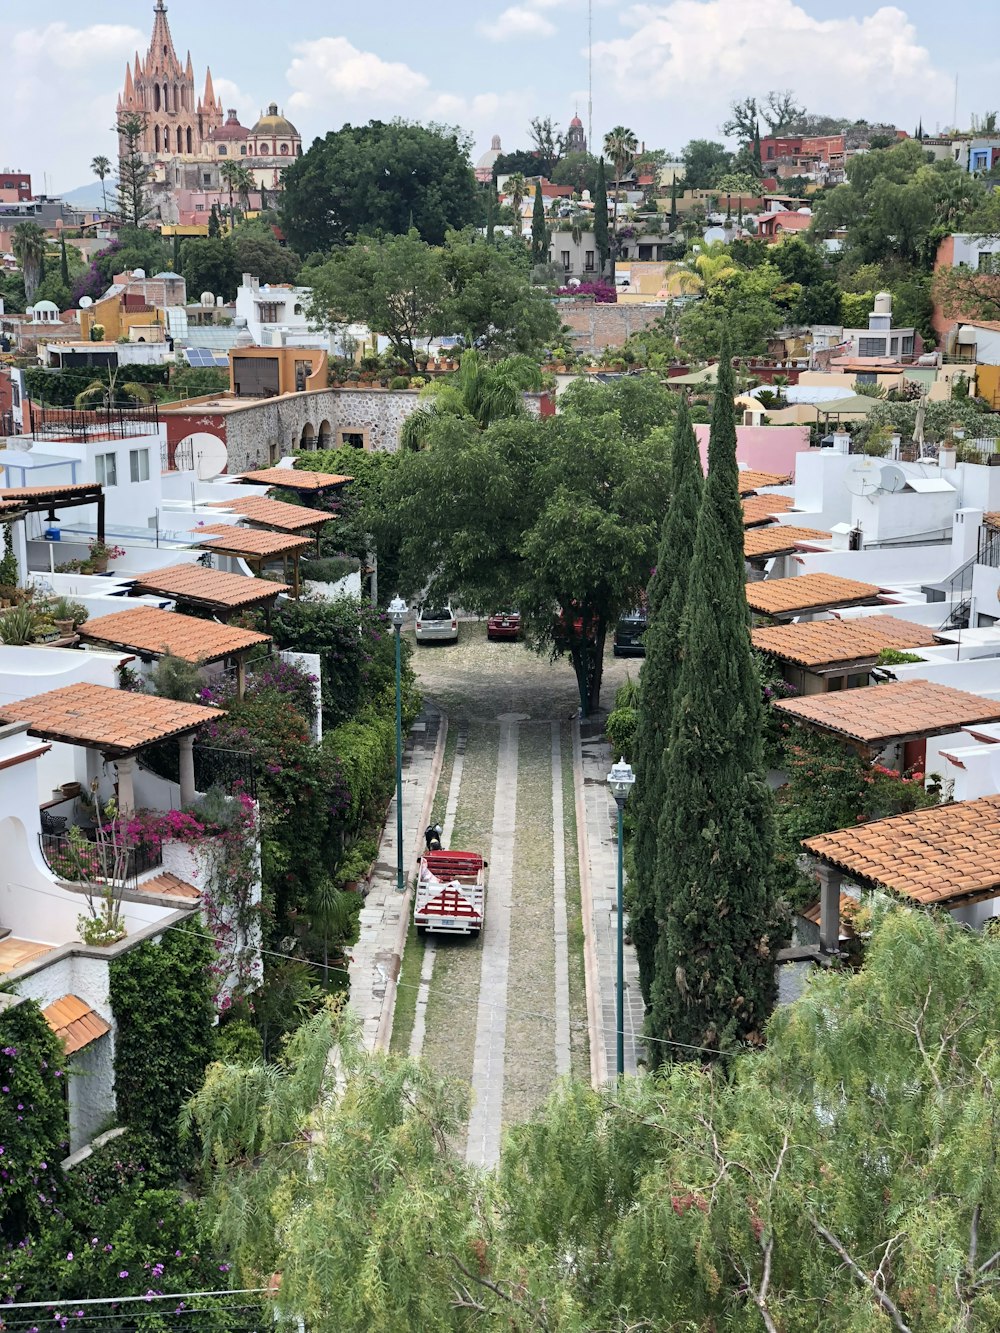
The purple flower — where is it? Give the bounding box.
[66,1252,73,1262]
[118,1270,128,1279]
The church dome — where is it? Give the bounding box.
[570,115,583,128]
[252,102,298,137]
[210,109,249,142]
[476,134,503,172]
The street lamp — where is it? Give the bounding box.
[607,756,635,1079]
[388,595,408,894]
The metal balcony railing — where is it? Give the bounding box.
[39,831,162,889]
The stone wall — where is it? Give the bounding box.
[558,300,664,353]
[222,387,423,471]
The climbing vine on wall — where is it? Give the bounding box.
[0,997,69,1241]
[108,921,216,1163]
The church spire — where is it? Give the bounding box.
[149,0,180,74]
[203,65,216,109]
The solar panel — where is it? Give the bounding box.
[184,348,230,369]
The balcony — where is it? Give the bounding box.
[38,830,163,891]
[31,403,161,444]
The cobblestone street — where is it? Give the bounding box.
[397,620,635,1160]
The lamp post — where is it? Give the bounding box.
[607,756,635,1079]
[388,596,408,894]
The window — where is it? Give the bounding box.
[129,448,150,483]
[858,337,884,357]
[338,428,367,449]
[585,250,595,271]
[280,143,290,154]
[203,172,211,185]
[901,335,914,357]
[95,453,117,487]
[258,301,281,323]
[890,337,899,355]
[979,252,1000,273]
[240,145,247,155]
[218,145,228,156]
[260,146,270,155]
[561,250,570,270]
[855,372,877,385]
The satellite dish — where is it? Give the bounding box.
[78,296,93,309]
[844,458,882,497]
[879,464,907,494]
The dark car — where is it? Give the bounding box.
[613,608,647,657]
[487,610,521,641]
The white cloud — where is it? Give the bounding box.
[214,78,258,127]
[284,35,532,151]
[286,36,429,114]
[593,1,951,133]
[480,6,557,40]
[7,22,143,191]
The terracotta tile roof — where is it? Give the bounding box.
[0,499,27,514]
[238,467,352,491]
[132,564,291,608]
[206,496,334,532]
[42,995,111,1055]
[775,679,1000,745]
[135,871,200,901]
[747,573,882,617]
[0,682,223,754]
[0,938,52,975]
[751,615,940,669]
[743,494,796,526]
[757,618,944,671]
[737,470,792,496]
[803,794,1000,907]
[0,484,101,501]
[195,525,312,559]
[80,607,271,664]
[745,525,832,559]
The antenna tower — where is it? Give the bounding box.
[588,0,593,156]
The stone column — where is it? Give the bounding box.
[178,733,196,808]
[115,755,136,816]
[818,863,842,954]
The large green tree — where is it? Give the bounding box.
[229,223,302,285]
[551,151,600,196]
[114,111,150,230]
[400,348,541,451]
[678,263,784,358]
[439,231,559,355]
[372,376,675,712]
[649,336,784,1058]
[11,222,45,304]
[305,229,447,372]
[189,909,1000,1332]
[629,395,703,1006]
[181,236,240,302]
[681,139,733,189]
[280,120,478,253]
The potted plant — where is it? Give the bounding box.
[48,596,89,637]
[87,540,125,574]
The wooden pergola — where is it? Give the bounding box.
[130,564,291,620]
[195,525,311,598]
[79,606,272,698]
[206,495,335,555]
[237,467,352,497]
[0,483,104,542]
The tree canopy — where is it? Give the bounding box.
[681,139,733,190]
[279,119,479,253]
[369,375,676,712]
[188,907,1000,1332]
[304,230,559,369]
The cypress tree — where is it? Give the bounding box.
[60,233,70,289]
[594,158,610,276]
[208,204,221,239]
[172,232,181,272]
[648,332,784,1061]
[629,395,703,1006]
[531,185,548,266]
[486,187,496,245]
[753,121,762,176]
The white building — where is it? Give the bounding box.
[234,273,371,357]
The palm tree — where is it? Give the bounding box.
[73,366,155,410]
[603,126,638,280]
[692,240,737,288]
[12,222,45,304]
[400,349,542,450]
[218,161,246,229]
[504,173,528,234]
[234,163,255,217]
[91,155,112,212]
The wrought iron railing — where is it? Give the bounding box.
[32,402,161,443]
[193,745,258,800]
[39,831,162,889]
[977,522,1000,570]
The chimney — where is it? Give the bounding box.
[939,443,957,470]
[889,433,902,460]
[830,429,851,455]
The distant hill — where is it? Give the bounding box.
[59,181,108,208]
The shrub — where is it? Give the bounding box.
[389,375,411,389]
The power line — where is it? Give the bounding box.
[0,1289,269,1313]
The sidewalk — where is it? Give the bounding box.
[347,707,445,1052]
[577,721,645,1078]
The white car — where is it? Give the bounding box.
[415,604,458,643]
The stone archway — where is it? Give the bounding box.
[318,419,332,448]
[300,422,316,450]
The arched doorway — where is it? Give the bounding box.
[318,419,331,447]
[300,422,316,450]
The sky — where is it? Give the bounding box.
[4,0,1000,194]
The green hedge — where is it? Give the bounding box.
[24,364,169,407]
[324,696,397,833]
[108,920,216,1163]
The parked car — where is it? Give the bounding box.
[415,604,458,643]
[487,610,521,641]
[613,608,647,657]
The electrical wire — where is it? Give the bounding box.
[0,1290,269,1312]
[11,873,731,1060]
